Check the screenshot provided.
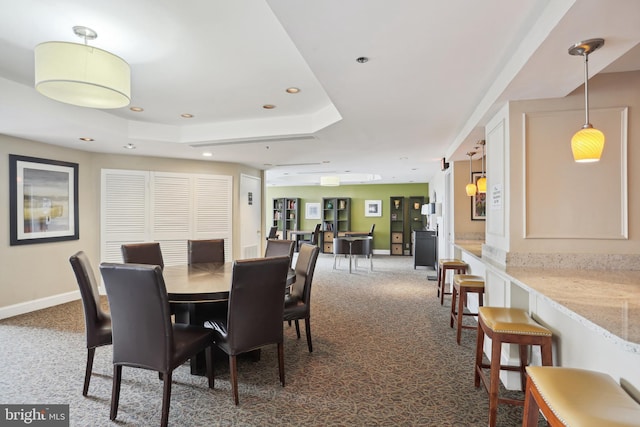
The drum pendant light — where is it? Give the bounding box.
[568,38,605,162]
[465,151,477,197]
[34,26,131,109]
[477,140,486,193]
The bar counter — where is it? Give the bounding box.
[455,241,640,353]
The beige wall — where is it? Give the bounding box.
[453,157,485,239]
[507,70,640,256]
[0,135,261,311]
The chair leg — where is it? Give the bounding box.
[304,318,313,352]
[277,342,285,387]
[83,347,95,396]
[205,346,214,389]
[230,355,239,405]
[160,371,172,427]
[110,365,122,421]
[450,286,458,328]
[294,319,301,338]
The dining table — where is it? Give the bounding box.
[163,262,296,374]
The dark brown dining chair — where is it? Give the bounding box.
[265,239,295,268]
[284,244,320,352]
[266,226,278,240]
[297,223,321,251]
[69,251,112,396]
[188,239,225,264]
[121,242,164,269]
[207,256,290,405]
[99,262,215,427]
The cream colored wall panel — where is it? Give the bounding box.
[485,103,509,252]
[524,107,628,239]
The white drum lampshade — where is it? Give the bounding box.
[34,41,130,109]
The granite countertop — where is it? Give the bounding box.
[454,242,640,352]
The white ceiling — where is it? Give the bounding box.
[1,0,639,186]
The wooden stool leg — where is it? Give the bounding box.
[522,375,541,427]
[439,267,448,305]
[437,267,443,298]
[450,284,458,328]
[518,344,528,391]
[456,287,465,344]
[474,322,485,388]
[488,335,502,427]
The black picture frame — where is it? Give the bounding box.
[9,154,79,245]
[471,172,486,221]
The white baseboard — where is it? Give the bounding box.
[0,290,80,320]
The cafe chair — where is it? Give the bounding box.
[284,244,320,352]
[297,223,321,251]
[266,226,278,240]
[121,242,164,270]
[69,251,112,396]
[207,256,290,405]
[99,262,215,427]
[188,239,225,264]
[332,238,351,270]
[265,239,295,268]
[351,238,373,272]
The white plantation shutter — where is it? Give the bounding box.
[101,169,232,266]
[193,174,233,260]
[101,169,149,263]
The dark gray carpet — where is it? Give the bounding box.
[0,255,544,426]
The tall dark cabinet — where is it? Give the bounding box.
[390,196,405,255]
[321,197,351,253]
[271,198,300,239]
[413,230,437,269]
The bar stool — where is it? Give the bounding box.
[450,274,484,344]
[474,307,553,427]
[523,366,640,426]
[437,259,468,305]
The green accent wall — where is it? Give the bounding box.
[266,183,429,251]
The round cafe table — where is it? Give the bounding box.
[162,262,295,374]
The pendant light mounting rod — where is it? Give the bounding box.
[568,38,604,127]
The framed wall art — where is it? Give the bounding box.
[9,154,79,245]
[305,202,321,219]
[365,200,382,217]
[471,172,486,221]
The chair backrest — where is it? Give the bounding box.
[69,251,111,348]
[267,226,278,240]
[265,239,295,264]
[121,242,164,270]
[226,256,290,355]
[310,223,322,245]
[290,244,320,304]
[350,238,372,256]
[368,223,376,236]
[100,262,173,372]
[332,238,351,255]
[188,239,225,264]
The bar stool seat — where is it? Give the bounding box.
[437,259,468,305]
[450,274,484,344]
[523,366,640,427]
[475,307,553,427]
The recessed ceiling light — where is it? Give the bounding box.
[286,87,300,94]
[356,56,369,63]
[181,113,194,118]
[79,137,94,142]
[263,104,276,109]
[130,106,144,112]
[123,143,136,149]
[202,152,212,157]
